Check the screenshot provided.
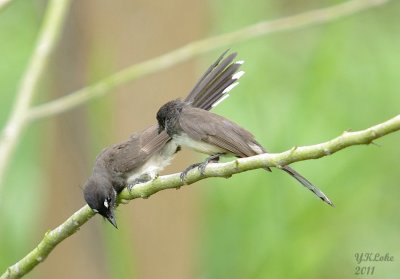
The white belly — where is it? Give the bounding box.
[173,133,226,155]
[126,141,178,183]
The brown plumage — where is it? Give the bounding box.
[179,107,265,157]
[157,100,334,206]
[83,50,245,227]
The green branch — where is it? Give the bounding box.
[27,0,390,121]
[1,114,399,279]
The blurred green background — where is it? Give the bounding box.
[0,0,399,278]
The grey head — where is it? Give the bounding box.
[83,175,118,228]
[156,99,187,135]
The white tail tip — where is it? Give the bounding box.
[222,82,239,94]
[212,94,230,108]
[232,71,245,80]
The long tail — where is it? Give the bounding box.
[185,50,244,111]
[281,166,334,207]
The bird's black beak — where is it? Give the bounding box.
[107,211,118,229]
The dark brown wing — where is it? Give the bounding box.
[101,125,166,174]
[179,107,266,158]
[141,129,171,155]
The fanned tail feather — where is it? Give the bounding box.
[185,50,244,110]
[184,49,230,103]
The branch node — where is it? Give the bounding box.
[323,148,331,155]
[224,174,233,179]
[289,146,298,155]
[234,159,240,170]
[370,129,378,138]
[342,128,354,136]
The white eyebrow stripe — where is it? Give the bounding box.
[232,71,245,80]
[212,94,230,108]
[104,200,109,208]
[222,82,239,94]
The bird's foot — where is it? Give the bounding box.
[180,154,222,182]
[127,176,152,192]
[180,163,202,182]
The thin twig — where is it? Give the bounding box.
[27,0,389,121]
[0,0,72,193]
[1,114,399,279]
